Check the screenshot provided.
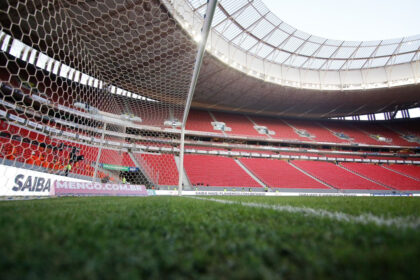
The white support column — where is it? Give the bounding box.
[92,122,107,182]
[178,0,218,196]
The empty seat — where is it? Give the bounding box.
[184,155,260,187]
[386,164,420,180]
[186,110,221,134]
[342,163,420,190]
[240,158,329,189]
[293,161,388,190]
[212,112,263,137]
[133,153,179,186]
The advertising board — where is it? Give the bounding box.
[0,165,87,196]
[53,181,148,196]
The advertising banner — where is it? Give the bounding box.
[195,191,266,196]
[147,189,157,196]
[152,190,374,197]
[53,181,148,196]
[0,165,87,196]
[99,163,139,172]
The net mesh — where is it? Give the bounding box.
[0,0,199,189]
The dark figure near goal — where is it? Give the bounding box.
[65,162,72,177]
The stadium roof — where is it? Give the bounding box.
[1,0,419,119]
[200,0,419,69]
[182,0,420,91]
[172,0,420,117]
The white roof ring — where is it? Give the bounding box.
[168,0,420,90]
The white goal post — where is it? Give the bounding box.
[178,0,218,195]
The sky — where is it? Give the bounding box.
[262,0,420,41]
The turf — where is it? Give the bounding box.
[209,196,420,217]
[0,196,419,280]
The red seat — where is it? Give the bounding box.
[294,161,388,190]
[133,153,179,186]
[240,158,329,189]
[342,163,420,190]
[184,154,260,187]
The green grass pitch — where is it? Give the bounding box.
[0,196,419,279]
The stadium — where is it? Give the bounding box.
[0,0,419,278]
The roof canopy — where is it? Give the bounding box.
[179,0,420,90]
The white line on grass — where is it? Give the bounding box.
[189,197,420,230]
[0,196,53,201]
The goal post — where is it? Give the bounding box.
[178,0,218,195]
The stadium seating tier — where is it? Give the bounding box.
[341,163,420,190]
[293,161,389,190]
[240,158,329,189]
[184,154,261,188]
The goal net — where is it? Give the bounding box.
[0,0,212,190]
